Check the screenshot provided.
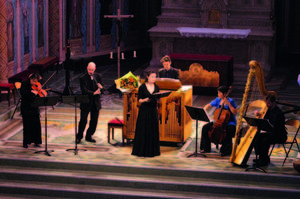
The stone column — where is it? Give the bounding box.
[0,0,8,82]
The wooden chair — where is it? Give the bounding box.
[107,118,124,145]
[0,83,16,106]
[269,119,300,166]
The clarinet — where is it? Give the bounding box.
[92,75,103,94]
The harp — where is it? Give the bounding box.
[229,60,277,166]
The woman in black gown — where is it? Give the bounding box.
[20,73,44,148]
[131,71,160,157]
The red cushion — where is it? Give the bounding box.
[170,53,232,61]
[0,83,14,89]
[108,119,124,126]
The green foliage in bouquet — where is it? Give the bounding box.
[115,71,139,91]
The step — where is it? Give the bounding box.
[0,158,299,199]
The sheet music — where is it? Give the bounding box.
[243,116,273,132]
[151,91,171,99]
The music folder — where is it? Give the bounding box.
[151,91,171,99]
[243,116,274,132]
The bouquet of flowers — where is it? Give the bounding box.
[115,71,139,92]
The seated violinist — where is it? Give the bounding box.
[20,73,46,148]
[200,85,238,156]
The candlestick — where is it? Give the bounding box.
[133,51,136,58]
[121,53,125,60]
[110,52,113,59]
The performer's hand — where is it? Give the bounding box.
[32,90,39,95]
[143,98,150,103]
[223,98,230,106]
[254,110,263,118]
[94,89,101,95]
[97,83,103,89]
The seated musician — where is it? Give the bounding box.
[253,93,287,167]
[200,85,238,156]
[158,55,180,80]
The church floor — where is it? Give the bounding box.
[0,65,299,179]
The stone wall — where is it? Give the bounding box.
[149,0,275,72]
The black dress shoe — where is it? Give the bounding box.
[76,139,81,144]
[200,150,210,153]
[85,138,96,143]
[34,144,41,147]
[220,152,231,157]
[23,144,28,148]
[254,159,270,167]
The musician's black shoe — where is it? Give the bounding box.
[85,137,96,143]
[254,159,270,167]
[220,152,231,157]
[23,144,28,149]
[200,149,210,153]
[76,138,81,144]
[34,144,41,147]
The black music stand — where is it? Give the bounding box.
[185,105,210,158]
[62,95,89,155]
[243,116,273,173]
[32,96,60,156]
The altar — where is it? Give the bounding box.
[148,0,275,74]
[170,53,233,95]
[122,80,193,143]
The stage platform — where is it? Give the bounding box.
[0,62,300,198]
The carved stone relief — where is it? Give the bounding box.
[200,0,228,28]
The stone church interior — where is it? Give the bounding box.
[0,0,300,198]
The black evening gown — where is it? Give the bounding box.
[131,83,160,157]
[20,79,42,146]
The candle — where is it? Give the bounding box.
[133,51,136,58]
[121,53,125,59]
[110,52,113,59]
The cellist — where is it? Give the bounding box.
[200,85,238,156]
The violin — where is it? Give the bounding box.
[32,82,48,97]
[208,86,232,145]
[31,71,56,97]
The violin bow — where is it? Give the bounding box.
[41,71,57,88]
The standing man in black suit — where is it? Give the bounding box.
[77,62,104,144]
[158,55,180,80]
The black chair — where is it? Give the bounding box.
[269,119,300,166]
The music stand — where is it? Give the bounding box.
[243,116,274,173]
[32,96,60,156]
[62,95,89,155]
[185,105,210,158]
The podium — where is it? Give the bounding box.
[32,96,60,156]
[62,95,89,155]
[123,85,193,143]
[185,105,210,158]
[243,116,274,173]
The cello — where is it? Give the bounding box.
[208,86,232,145]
